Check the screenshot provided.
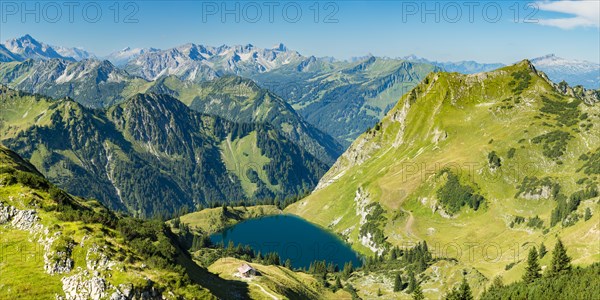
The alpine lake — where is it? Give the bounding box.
[210,214,363,269]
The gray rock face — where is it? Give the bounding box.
[44,232,75,275]
[110,283,163,300]
[539,71,600,105]
[61,270,112,300]
[86,245,116,271]
[0,201,41,230]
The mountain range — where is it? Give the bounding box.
[105,46,160,67]
[0,35,435,150]
[401,54,506,74]
[251,56,440,145]
[0,32,599,299]
[0,87,327,216]
[1,34,598,218]
[402,54,599,90]
[1,35,597,148]
[2,34,597,88]
[124,42,304,81]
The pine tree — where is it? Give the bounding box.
[407,270,416,293]
[335,276,343,289]
[344,284,360,300]
[394,273,404,292]
[284,259,292,269]
[418,256,427,272]
[390,247,398,260]
[489,275,503,290]
[458,277,474,300]
[539,242,547,258]
[327,262,336,273]
[446,277,474,300]
[412,282,425,300]
[550,239,571,275]
[342,261,353,279]
[377,288,382,296]
[172,217,181,228]
[584,207,592,221]
[225,240,235,255]
[523,246,541,282]
[191,234,200,251]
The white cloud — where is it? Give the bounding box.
[535,0,600,29]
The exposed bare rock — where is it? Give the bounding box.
[0,201,42,231]
[315,130,381,190]
[520,185,552,200]
[391,99,411,148]
[61,270,113,300]
[44,232,74,275]
[354,187,372,226]
[539,70,600,105]
[86,244,116,271]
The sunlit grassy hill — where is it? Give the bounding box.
[0,145,217,299]
[287,60,600,296]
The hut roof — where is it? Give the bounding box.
[238,263,254,274]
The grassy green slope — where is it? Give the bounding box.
[0,145,217,299]
[219,132,277,198]
[287,61,600,295]
[208,257,344,300]
[173,205,282,235]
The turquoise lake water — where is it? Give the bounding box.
[210,214,363,269]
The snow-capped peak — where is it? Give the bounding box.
[105,47,161,66]
[531,54,599,89]
[2,34,67,61]
[531,54,599,71]
[52,45,95,61]
[402,54,422,61]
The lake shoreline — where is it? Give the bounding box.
[209,214,363,270]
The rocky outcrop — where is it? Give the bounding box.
[315,130,381,190]
[520,185,552,200]
[354,187,372,226]
[86,245,116,271]
[354,187,386,255]
[110,283,163,300]
[59,271,164,300]
[359,232,385,256]
[1,200,163,299]
[431,127,448,144]
[44,232,74,275]
[60,270,113,300]
[58,245,163,300]
[391,99,411,148]
[539,70,600,105]
[1,201,74,274]
[0,201,42,231]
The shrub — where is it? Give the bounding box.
[436,170,485,214]
[488,151,501,168]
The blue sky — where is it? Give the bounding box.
[1,0,599,63]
